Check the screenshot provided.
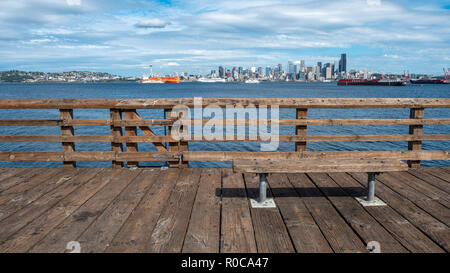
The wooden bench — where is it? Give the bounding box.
[233,158,409,207]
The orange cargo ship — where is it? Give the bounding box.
[140,65,180,84]
[160,77,180,84]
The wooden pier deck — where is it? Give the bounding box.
[0,167,448,253]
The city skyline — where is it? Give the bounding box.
[0,0,449,76]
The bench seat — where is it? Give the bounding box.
[233,158,409,206]
[233,158,408,174]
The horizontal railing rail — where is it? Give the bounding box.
[0,98,449,168]
[0,98,449,109]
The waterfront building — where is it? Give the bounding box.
[219,66,225,78]
[339,54,347,73]
[277,64,283,74]
[265,67,271,78]
[257,67,264,78]
[288,61,295,80]
[326,66,332,79]
[300,60,306,72]
[316,62,322,79]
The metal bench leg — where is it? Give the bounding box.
[355,172,386,207]
[250,173,276,208]
[259,173,268,203]
[367,172,376,202]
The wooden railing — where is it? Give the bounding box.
[0,98,449,168]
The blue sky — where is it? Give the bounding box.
[0,0,449,76]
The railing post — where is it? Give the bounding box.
[123,109,138,168]
[295,108,308,153]
[165,109,188,168]
[60,109,76,168]
[110,109,123,168]
[408,108,424,168]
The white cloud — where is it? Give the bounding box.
[367,0,381,6]
[0,0,448,75]
[135,19,170,29]
[66,0,81,6]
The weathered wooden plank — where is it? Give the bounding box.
[0,169,71,215]
[0,150,447,163]
[287,173,368,253]
[4,118,449,127]
[0,169,26,185]
[407,169,450,194]
[112,118,450,127]
[221,169,257,253]
[243,173,295,253]
[166,109,188,168]
[145,168,202,253]
[328,172,445,253]
[408,108,424,168]
[423,167,450,183]
[267,174,332,253]
[0,119,110,126]
[0,169,101,245]
[60,109,76,168]
[307,173,407,253]
[0,151,180,162]
[0,98,448,109]
[295,108,307,152]
[438,166,450,174]
[130,111,168,152]
[66,117,449,128]
[377,172,450,224]
[0,152,64,161]
[349,172,450,252]
[182,169,221,253]
[110,109,123,168]
[77,169,159,253]
[123,110,139,168]
[184,151,450,162]
[0,169,41,192]
[233,158,408,174]
[3,134,448,143]
[29,169,141,253]
[106,168,180,253]
[387,171,450,207]
[0,169,111,253]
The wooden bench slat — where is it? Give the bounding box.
[233,158,409,174]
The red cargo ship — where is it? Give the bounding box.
[337,78,406,86]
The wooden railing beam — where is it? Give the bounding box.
[123,109,139,168]
[165,109,188,168]
[408,108,425,168]
[295,108,308,152]
[110,109,124,168]
[60,109,76,168]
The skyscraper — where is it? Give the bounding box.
[265,66,271,78]
[219,66,225,78]
[300,60,305,72]
[339,54,347,73]
[257,67,264,77]
[316,62,322,79]
[238,67,243,76]
[288,61,294,74]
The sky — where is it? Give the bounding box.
[0,0,449,76]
